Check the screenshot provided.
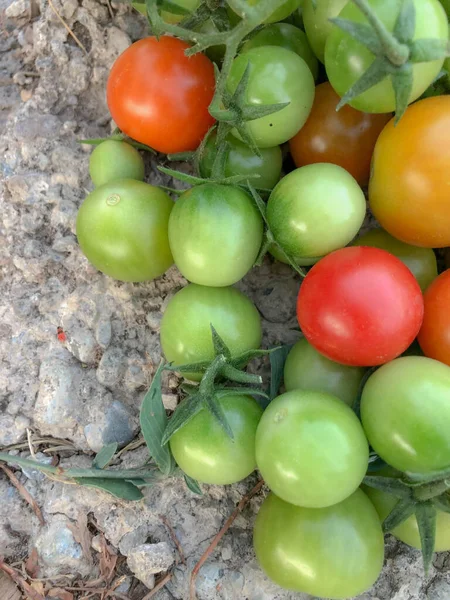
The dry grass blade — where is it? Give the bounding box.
[47,590,74,600]
[67,514,93,565]
[24,549,39,579]
[141,572,172,600]
[160,515,185,565]
[189,479,265,600]
[0,560,45,600]
[99,534,118,584]
[47,0,88,54]
[0,464,45,525]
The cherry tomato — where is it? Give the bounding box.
[369,96,450,247]
[302,0,349,63]
[107,37,215,154]
[227,46,315,148]
[76,180,173,282]
[227,0,302,24]
[361,356,450,473]
[89,140,144,187]
[160,284,262,381]
[267,164,366,265]
[297,247,424,367]
[168,183,263,287]
[255,390,369,507]
[418,270,450,367]
[325,0,448,113]
[254,490,384,599]
[353,228,438,293]
[289,82,390,186]
[198,131,282,190]
[170,394,262,484]
[284,338,365,406]
[242,23,319,80]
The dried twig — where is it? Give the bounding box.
[0,560,45,600]
[141,572,172,600]
[24,549,39,579]
[189,479,264,600]
[160,515,185,565]
[0,464,45,525]
[47,0,88,55]
[26,430,36,460]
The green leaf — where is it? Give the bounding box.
[231,347,275,368]
[220,364,263,385]
[204,392,234,440]
[211,325,232,360]
[167,151,196,162]
[215,386,270,400]
[157,166,208,185]
[393,0,416,44]
[267,344,292,405]
[184,474,203,495]
[409,39,450,63]
[241,102,290,122]
[271,242,306,278]
[126,478,158,487]
[158,0,190,16]
[234,123,262,157]
[433,494,450,514]
[392,63,413,123]
[161,394,204,445]
[246,181,269,225]
[330,18,382,55]
[416,501,437,575]
[336,56,389,110]
[231,61,251,109]
[363,475,413,499]
[140,362,176,476]
[74,477,143,501]
[382,498,416,532]
[93,443,118,469]
[165,360,211,374]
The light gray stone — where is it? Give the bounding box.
[127,542,174,588]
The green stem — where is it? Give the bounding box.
[351,0,409,66]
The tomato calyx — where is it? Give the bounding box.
[364,469,450,574]
[332,0,450,121]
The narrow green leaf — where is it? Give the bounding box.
[415,502,437,575]
[204,393,234,440]
[140,362,175,476]
[165,360,210,373]
[234,124,262,157]
[254,231,274,267]
[184,474,203,495]
[157,166,208,185]
[161,394,204,445]
[231,61,251,108]
[267,345,292,404]
[409,39,450,63]
[78,135,124,145]
[330,18,382,55]
[393,0,416,44]
[74,477,143,501]
[215,386,270,400]
[246,181,269,225]
[126,478,158,487]
[241,102,290,122]
[433,494,450,514]
[231,347,276,368]
[337,56,389,110]
[211,325,232,359]
[221,364,262,385]
[158,0,190,16]
[363,475,413,499]
[158,185,185,196]
[167,151,196,162]
[392,63,413,123]
[382,498,416,532]
[93,443,118,469]
[271,242,306,277]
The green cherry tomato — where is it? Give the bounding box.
[168,183,263,287]
[303,0,349,63]
[255,390,369,507]
[160,284,262,381]
[254,489,384,599]
[325,0,449,113]
[170,394,263,484]
[227,46,315,148]
[353,228,438,292]
[89,140,145,187]
[228,0,302,24]
[267,164,366,264]
[284,338,366,406]
[440,0,450,17]
[76,180,173,282]
[198,131,282,191]
[242,23,319,80]
[365,482,450,552]
[361,356,450,474]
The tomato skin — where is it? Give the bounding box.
[242,23,319,80]
[228,0,302,24]
[76,180,173,282]
[160,284,262,381]
[284,338,365,406]
[361,356,450,473]
[297,247,424,367]
[227,46,315,148]
[418,270,450,367]
[325,0,448,113]
[255,390,369,507]
[267,164,366,264]
[89,140,145,187]
[289,83,390,186]
[254,489,384,599]
[107,37,215,154]
[353,228,438,292]
[303,0,349,63]
[199,132,282,191]
[369,96,450,248]
[170,394,262,484]
[168,183,263,287]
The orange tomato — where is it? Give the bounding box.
[418,270,450,366]
[107,36,215,154]
[369,96,450,248]
[289,83,389,186]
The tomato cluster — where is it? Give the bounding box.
[74,1,450,598]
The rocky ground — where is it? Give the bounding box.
[0,1,449,598]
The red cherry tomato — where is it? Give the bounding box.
[297,247,424,367]
[107,36,215,154]
[418,270,450,367]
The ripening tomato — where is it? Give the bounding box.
[418,270,450,366]
[361,356,450,474]
[107,36,215,154]
[254,490,385,599]
[255,390,369,507]
[302,0,349,63]
[369,96,450,247]
[89,140,144,187]
[297,247,424,367]
[289,83,390,185]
